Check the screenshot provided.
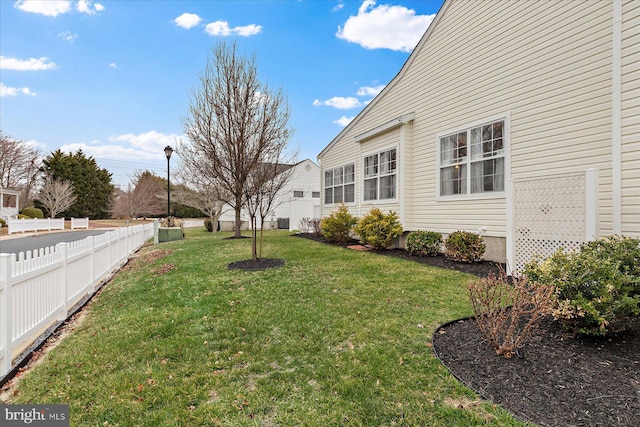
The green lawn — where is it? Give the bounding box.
[5,229,530,426]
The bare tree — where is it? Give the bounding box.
[182,41,293,238]
[244,153,296,259]
[37,174,76,218]
[172,172,228,233]
[0,131,41,209]
[110,171,165,219]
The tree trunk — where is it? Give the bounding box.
[251,215,258,260]
[234,194,242,238]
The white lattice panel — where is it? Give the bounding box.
[514,173,586,272]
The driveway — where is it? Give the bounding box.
[0,230,113,256]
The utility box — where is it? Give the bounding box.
[277,217,290,230]
[158,227,184,242]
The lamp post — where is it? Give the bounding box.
[164,145,173,222]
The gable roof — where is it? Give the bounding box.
[318,0,450,159]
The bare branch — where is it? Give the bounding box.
[37,174,76,218]
[181,41,293,240]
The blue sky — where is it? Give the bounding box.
[1,0,443,187]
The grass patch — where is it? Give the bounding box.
[4,230,530,426]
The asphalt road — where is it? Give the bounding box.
[0,230,112,256]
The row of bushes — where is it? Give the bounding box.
[319,204,486,263]
[406,229,486,263]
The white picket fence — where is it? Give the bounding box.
[0,223,154,379]
[71,217,89,230]
[7,218,65,235]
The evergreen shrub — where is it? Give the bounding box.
[524,235,640,336]
[21,207,44,219]
[320,204,358,245]
[354,208,403,250]
[444,231,485,263]
[406,230,442,256]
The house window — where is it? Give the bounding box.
[293,190,304,198]
[439,120,504,197]
[324,163,355,204]
[312,191,320,198]
[363,148,396,201]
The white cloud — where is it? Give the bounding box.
[108,62,118,68]
[1,83,36,97]
[58,131,182,164]
[205,21,262,37]
[76,0,104,15]
[58,31,78,42]
[14,0,103,16]
[174,12,201,29]
[332,2,345,12]
[334,116,355,127]
[357,84,385,97]
[108,130,182,157]
[313,96,361,110]
[336,0,435,52]
[14,0,72,17]
[1,56,57,71]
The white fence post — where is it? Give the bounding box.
[0,253,13,378]
[57,243,68,322]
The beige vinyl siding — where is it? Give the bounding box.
[408,1,614,237]
[621,0,640,236]
[319,0,632,243]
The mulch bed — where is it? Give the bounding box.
[227,258,285,271]
[433,317,640,427]
[294,232,640,426]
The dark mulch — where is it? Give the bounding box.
[293,232,503,277]
[227,258,285,271]
[433,317,640,427]
[294,232,640,426]
[380,248,504,277]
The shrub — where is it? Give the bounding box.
[467,269,555,358]
[320,204,358,245]
[406,230,442,256]
[21,207,44,219]
[17,214,30,219]
[0,218,5,227]
[204,218,213,232]
[354,208,403,250]
[524,235,640,336]
[299,217,322,236]
[310,218,322,237]
[444,231,485,263]
[298,217,312,233]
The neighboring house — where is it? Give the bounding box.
[318,0,639,271]
[0,188,20,220]
[218,159,321,231]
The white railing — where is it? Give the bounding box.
[71,217,89,230]
[0,223,155,379]
[7,218,65,235]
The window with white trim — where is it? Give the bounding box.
[363,148,396,201]
[439,120,504,197]
[293,190,304,198]
[324,163,355,204]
